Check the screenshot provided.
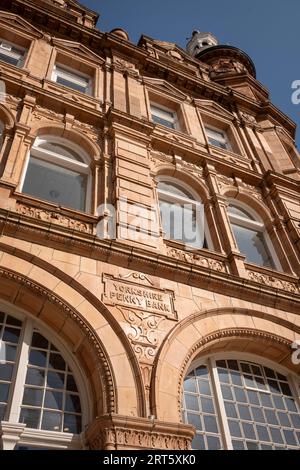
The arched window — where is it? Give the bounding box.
[227,203,277,269]
[182,356,300,450]
[157,179,209,249]
[0,309,85,449]
[21,137,91,212]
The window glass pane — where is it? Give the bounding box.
[22,388,43,406]
[55,66,90,94]
[2,327,20,344]
[231,223,274,268]
[41,411,62,431]
[205,127,229,149]
[23,156,87,211]
[19,408,40,429]
[183,364,222,449]
[159,200,201,247]
[228,205,255,220]
[19,329,82,434]
[151,105,176,129]
[47,371,65,389]
[183,359,300,450]
[63,414,82,434]
[26,368,45,387]
[56,76,88,93]
[38,142,83,162]
[44,390,63,410]
[152,114,175,129]
[158,181,193,199]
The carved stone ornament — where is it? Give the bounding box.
[32,105,63,123]
[113,57,139,76]
[16,203,92,233]
[211,58,247,75]
[86,417,193,450]
[119,307,164,362]
[240,112,257,126]
[247,270,299,293]
[167,246,227,273]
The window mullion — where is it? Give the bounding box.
[208,357,233,450]
[7,318,34,423]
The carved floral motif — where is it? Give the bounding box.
[167,246,227,272]
[247,270,299,293]
[16,204,92,233]
[120,308,164,361]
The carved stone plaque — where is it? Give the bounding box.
[102,273,177,320]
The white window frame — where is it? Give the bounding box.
[227,200,281,271]
[157,176,213,250]
[0,39,26,68]
[0,302,91,450]
[20,135,92,213]
[52,64,92,95]
[205,125,231,150]
[183,352,300,450]
[150,103,180,130]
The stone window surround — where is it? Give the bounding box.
[227,199,282,271]
[18,135,93,213]
[157,175,214,250]
[52,63,93,96]
[0,38,26,68]
[199,111,243,156]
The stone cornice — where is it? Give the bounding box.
[1,4,296,138]
[0,210,299,315]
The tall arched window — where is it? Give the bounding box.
[0,309,85,449]
[182,356,300,450]
[157,179,209,249]
[22,137,91,212]
[227,203,277,269]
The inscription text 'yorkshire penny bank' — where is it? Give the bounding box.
[102,275,177,319]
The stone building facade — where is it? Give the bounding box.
[0,0,299,451]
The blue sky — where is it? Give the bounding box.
[82,0,300,146]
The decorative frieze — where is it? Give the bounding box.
[166,246,227,273]
[247,269,299,293]
[16,203,93,233]
[86,416,194,450]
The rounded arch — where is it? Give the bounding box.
[0,243,145,418]
[152,307,300,422]
[30,122,101,160]
[222,187,273,223]
[154,165,210,202]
